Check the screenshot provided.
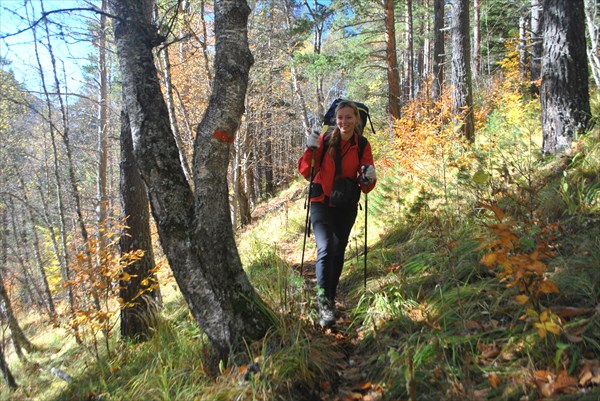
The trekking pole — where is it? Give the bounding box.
[364,192,368,289]
[363,112,375,290]
[300,150,316,277]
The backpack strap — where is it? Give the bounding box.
[319,132,367,168]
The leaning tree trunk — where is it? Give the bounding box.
[450,0,475,142]
[0,342,17,390]
[111,0,272,359]
[119,105,161,342]
[541,0,590,154]
[0,208,36,358]
[18,175,56,317]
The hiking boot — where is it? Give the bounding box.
[332,305,342,319]
[319,303,336,328]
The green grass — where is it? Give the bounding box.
[4,99,600,401]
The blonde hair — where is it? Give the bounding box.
[329,100,363,156]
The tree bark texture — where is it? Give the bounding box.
[111,0,271,358]
[541,0,591,154]
[451,0,475,141]
[384,0,402,118]
[519,15,529,82]
[585,0,600,87]
[431,0,445,102]
[97,0,109,251]
[404,0,414,102]
[473,0,481,79]
[530,0,543,92]
[119,106,161,342]
[0,342,17,390]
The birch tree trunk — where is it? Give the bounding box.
[97,0,109,250]
[530,0,543,93]
[160,46,193,184]
[585,0,600,87]
[110,0,272,358]
[519,15,529,82]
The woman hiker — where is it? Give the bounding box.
[298,100,377,327]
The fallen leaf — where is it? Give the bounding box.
[554,370,578,390]
[320,380,331,392]
[352,381,372,391]
[341,392,363,401]
[552,306,595,319]
[488,372,501,388]
[480,253,497,267]
[464,320,483,331]
[579,371,593,386]
[579,359,600,386]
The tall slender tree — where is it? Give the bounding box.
[530,0,543,92]
[404,0,414,101]
[431,0,445,101]
[384,0,402,118]
[119,105,161,341]
[451,0,474,141]
[473,0,481,79]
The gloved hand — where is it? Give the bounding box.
[306,131,320,149]
[361,164,377,184]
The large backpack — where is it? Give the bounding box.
[319,98,371,166]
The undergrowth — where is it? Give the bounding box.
[3,85,600,400]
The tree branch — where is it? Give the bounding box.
[0,7,121,40]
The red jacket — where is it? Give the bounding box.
[298,132,376,204]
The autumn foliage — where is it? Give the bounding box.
[478,202,562,339]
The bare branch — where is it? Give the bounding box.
[0,7,121,40]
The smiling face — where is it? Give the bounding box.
[336,106,358,140]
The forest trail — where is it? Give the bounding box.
[291,258,385,401]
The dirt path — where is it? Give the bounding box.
[292,261,384,401]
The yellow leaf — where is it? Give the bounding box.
[538,280,559,295]
[480,253,497,267]
[534,323,547,339]
[516,295,530,305]
[546,321,562,335]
